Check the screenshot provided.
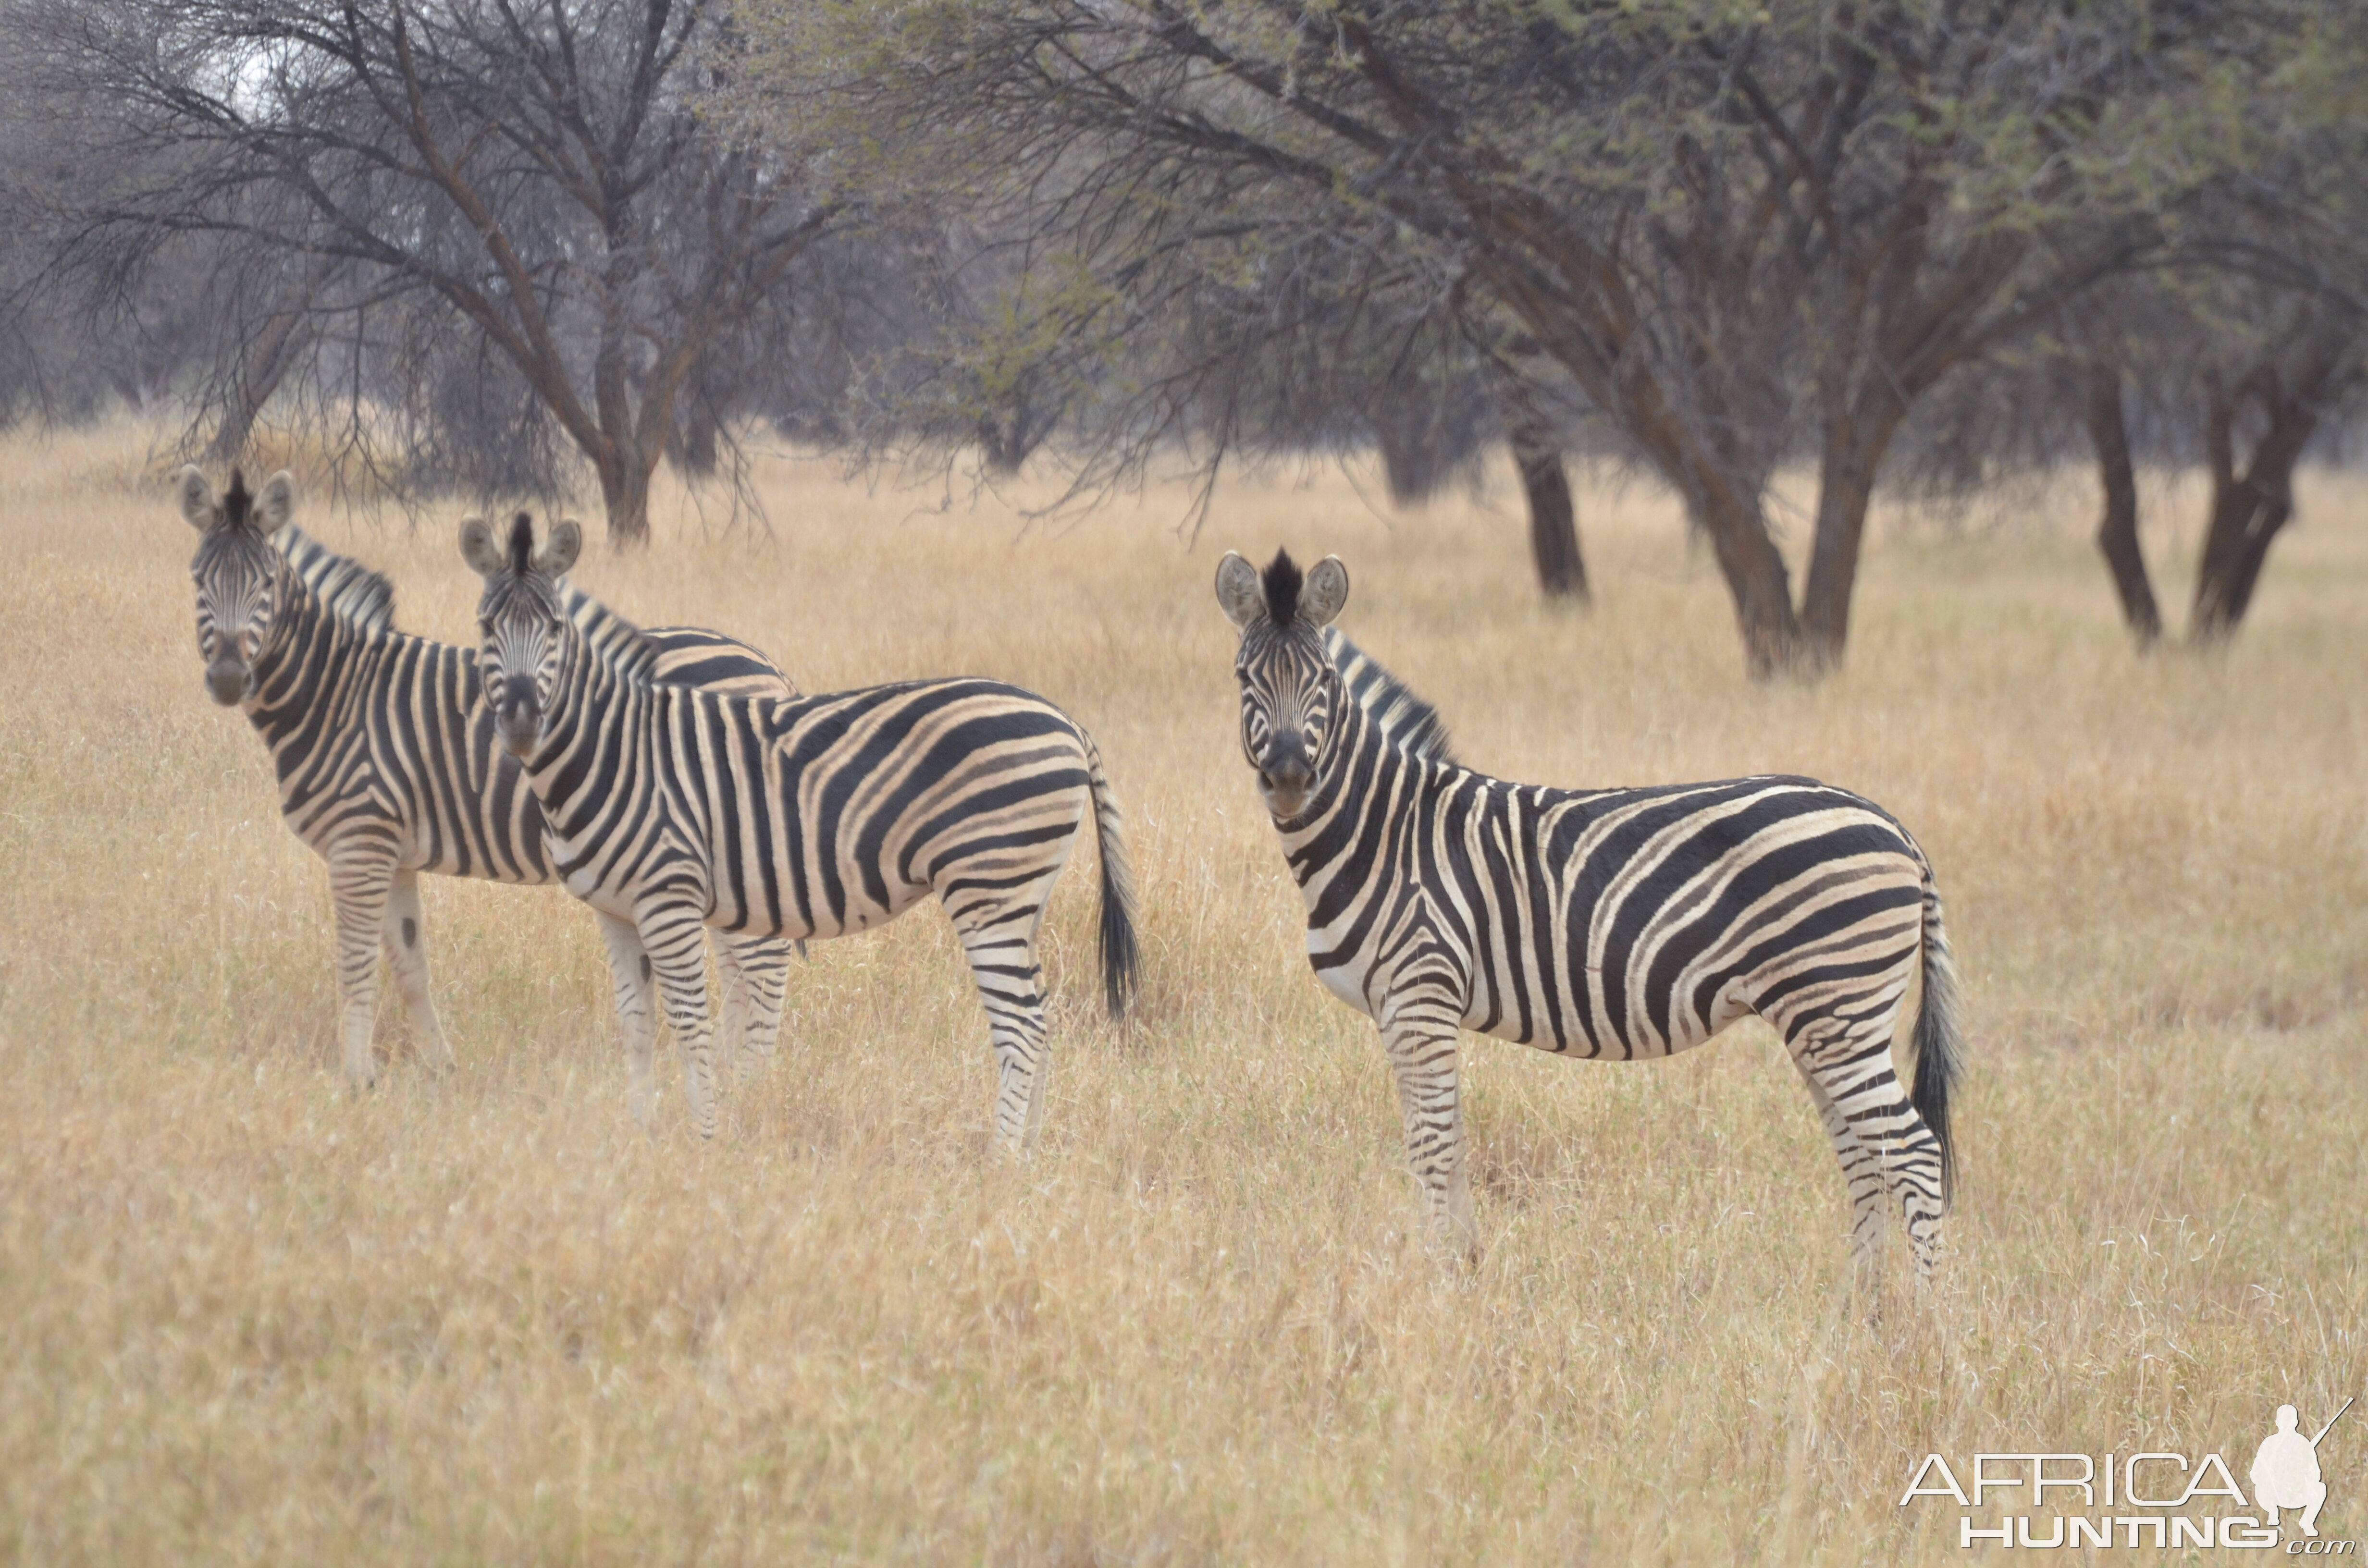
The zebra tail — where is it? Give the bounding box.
[1911,876,1964,1209]
[1082,732,1141,1021]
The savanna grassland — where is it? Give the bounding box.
[1,424,2364,1565]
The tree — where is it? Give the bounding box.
[2084,285,2364,648]
[1895,66,2368,655]
[23,0,842,544]
[1370,334,1591,604]
[772,0,2311,676]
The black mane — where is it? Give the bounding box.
[1323,627,1457,765]
[1261,548,1303,624]
[222,467,254,529]
[278,527,396,633]
[507,512,535,575]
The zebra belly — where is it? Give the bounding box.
[558,865,639,923]
[1311,943,1377,1017]
[724,871,934,943]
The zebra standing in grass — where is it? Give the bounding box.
[1216,549,1963,1277]
[181,466,801,1104]
[462,513,1140,1144]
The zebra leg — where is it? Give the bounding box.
[714,934,749,1083]
[594,912,661,1128]
[720,934,791,1084]
[324,842,399,1089]
[1791,1019,1947,1281]
[1379,1011,1478,1262]
[1789,1054,1887,1286]
[378,869,453,1072]
[638,904,723,1139]
[951,916,1052,1152]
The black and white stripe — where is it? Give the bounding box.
[181,466,800,1100]
[1324,626,1455,763]
[463,513,1141,1143]
[1218,549,1963,1276]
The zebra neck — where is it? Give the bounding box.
[520,626,620,795]
[244,563,350,738]
[1275,693,1388,855]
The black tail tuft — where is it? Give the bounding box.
[1080,733,1141,1021]
[1100,862,1139,1020]
[1910,890,1964,1208]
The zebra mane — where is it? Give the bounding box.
[272,525,396,633]
[1261,548,1304,623]
[554,579,664,682]
[1322,625,1456,765]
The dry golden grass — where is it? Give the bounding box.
[1,422,2363,1564]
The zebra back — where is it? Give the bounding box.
[276,526,790,699]
[556,582,793,699]
[1322,625,1455,764]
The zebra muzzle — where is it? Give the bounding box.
[1258,751,1314,818]
[205,657,252,706]
[495,676,542,756]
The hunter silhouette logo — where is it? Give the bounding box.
[1895,1394,2358,1549]
[2254,1398,2350,1538]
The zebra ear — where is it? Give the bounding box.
[255,471,296,535]
[458,516,505,579]
[1215,551,1264,629]
[1298,555,1349,627]
[175,465,215,530]
[535,519,582,576]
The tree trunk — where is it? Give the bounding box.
[1688,478,1805,677]
[206,305,311,467]
[1798,399,1909,671]
[672,401,722,479]
[1462,243,1804,675]
[2083,363,2160,646]
[1507,422,1588,602]
[2190,353,2342,644]
[599,450,654,549]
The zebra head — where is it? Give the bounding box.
[1216,548,1351,821]
[461,512,582,758]
[179,466,296,706]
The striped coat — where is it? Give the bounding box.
[1218,550,1962,1277]
[464,513,1139,1143]
[181,467,799,1101]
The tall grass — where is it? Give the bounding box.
[1,424,2362,1563]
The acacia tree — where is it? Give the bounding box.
[772,0,2309,676]
[2083,288,2364,648]
[1369,329,1591,604]
[1897,90,2368,655]
[25,0,841,544]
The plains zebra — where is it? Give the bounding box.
[1216,549,1963,1277]
[181,466,801,1105]
[461,513,1140,1144]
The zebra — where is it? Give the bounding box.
[180,466,802,1110]
[460,512,1141,1144]
[1215,548,1963,1278]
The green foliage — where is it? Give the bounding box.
[724,0,2368,663]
